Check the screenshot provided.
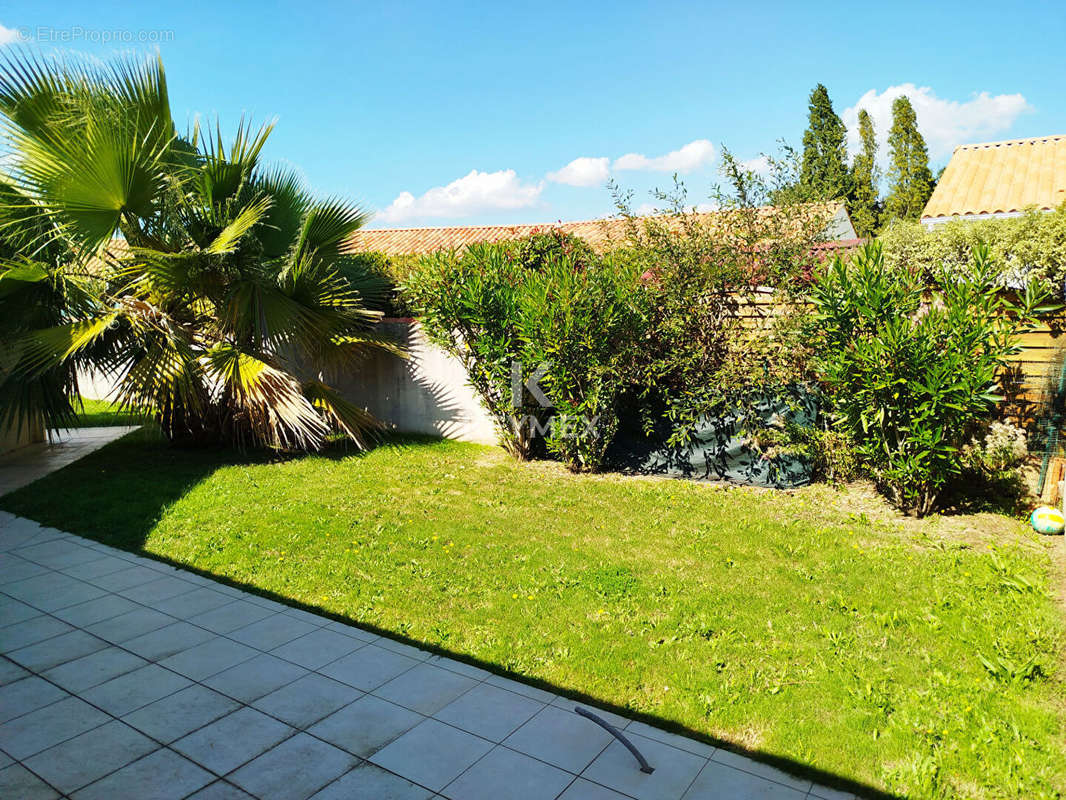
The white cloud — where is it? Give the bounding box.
[377,169,544,224]
[546,156,609,187]
[842,84,1032,164]
[740,155,771,175]
[614,139,715,173]
[0,24,21,45]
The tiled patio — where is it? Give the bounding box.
[1,471,858,799]
[0,427,140,497]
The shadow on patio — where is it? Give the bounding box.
[0,430,929,799]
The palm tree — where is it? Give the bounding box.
[0,51,399,449]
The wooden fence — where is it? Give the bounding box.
[735,288,1066,433]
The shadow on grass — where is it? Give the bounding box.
[0,429,898,800]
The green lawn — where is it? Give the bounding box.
[68,397,144,428]
[3,431,1063,799]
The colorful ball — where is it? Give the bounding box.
[1030,505,1065,535]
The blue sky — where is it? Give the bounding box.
[2,1,1063,228]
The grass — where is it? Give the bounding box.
[3,431,1063,799]
[68,397,144,428]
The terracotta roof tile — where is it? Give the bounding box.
[922,135,1066,219]
[347,204,850,257]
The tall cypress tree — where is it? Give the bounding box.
[885,96,934,221]
[799,84,850,201]
[848,109,881,237]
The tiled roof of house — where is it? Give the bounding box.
[347,203,853,256]
[922,135,1066,220]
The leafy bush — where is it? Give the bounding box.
[404,161,838,474]
[965,420,1029,473]
[952,420,1031,510]
[402,231,643,470]
[609,160,828,450]
[781,423,862,484]
[879,205,1066,298]
[810,241,1053,515]
[336,250,418,317]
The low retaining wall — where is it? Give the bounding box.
[336,320,498,445]
[75,326,500,446]
[0,416,44,455]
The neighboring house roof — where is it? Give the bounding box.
[348,203,856,256]
[922,135,1066,222]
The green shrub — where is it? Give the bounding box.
[879,205,1066,297]
[403,163,833,474]
[401,231,643,470]
[810,241,1052,515]
[610,163,826,450]
[963,420,1029,474]
[336,250,417,317]
[782,423,862,484]
[951,420,1031,511]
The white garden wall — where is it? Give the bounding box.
[0,415,44,455]
[334,320,498,445]
[76,321,500,446]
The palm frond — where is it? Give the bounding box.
[284,251,374,315]
[114,247,201,298]
[114,327,203,418]
[204,343,328,449]
[302,378,380,449]
[330,253,392,311]
[0,50,72,139]
[6,111,173,251]
[0,369,75,433]
[295,196,372,267]
[312,331,405,380]
[108,52,172,136]
[0,51,175,162]
[191,116,275,208]
[12,313,119,377]
[219,278,319,350]
[205,194,272,255]
[0,176,69,263]
[0,258,49,298]
[251,165,308,259]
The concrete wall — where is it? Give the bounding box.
[73,323,500,446]
[0,415,44,455]
[336,320,499,445]
[77,369,118,402]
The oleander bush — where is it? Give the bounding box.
[403,231,644,470]
[607,165,826,453]
[810,241,1053,515]
[403,160,830,472]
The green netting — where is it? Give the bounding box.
[1031,350,1066,489]
[610,387,817,489]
